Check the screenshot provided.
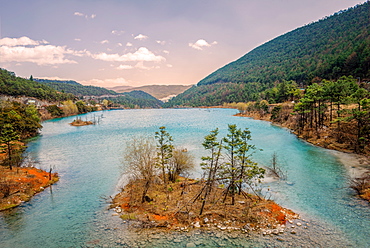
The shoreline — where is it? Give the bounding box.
[0,166,59,211]
[234,111,370,179]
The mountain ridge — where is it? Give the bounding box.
[165,2,370,107]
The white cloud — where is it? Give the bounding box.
[163,50,170,54]
[166,64,173,68]
[117,43,123,47]
[156,40,166,45]
[134,34,148,40]
[100,40,109,44]
[74,11,96,19]
[0,45,78,65]
[74,12,84,17]
[0,36,48,46]
[0,36,86,65]
[134,61,160,70]
[91,47,165,62]
[117,64,134,70]
[189,39,217,50]
[112,30,125,35]
[126,42,133,47]
[80,78,130,87]
[74,38,81,42]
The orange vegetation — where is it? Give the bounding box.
[111,177,298,230]
[0,166,59,211]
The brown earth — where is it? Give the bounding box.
[111,177,298,231]
[234,104,370,202]
[0,166,59,211]
[70,119,93,126]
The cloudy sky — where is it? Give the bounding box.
[0,0,365,88]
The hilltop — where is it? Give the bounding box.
[109,84,192,102]
[166,2,370,107]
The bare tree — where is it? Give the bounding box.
[267,152,287,180]
[123,137,157,203]
[168,148,195,183]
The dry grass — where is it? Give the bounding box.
[111,176,297,230]
[0,166,59,211]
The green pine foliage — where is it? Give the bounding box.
[107,91,163,108]
[0,69,74,101]
[167,2,370,107]
[38,80,118,96]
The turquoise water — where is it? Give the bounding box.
[0,108,369,247]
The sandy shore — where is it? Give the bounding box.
[328,150,370,178]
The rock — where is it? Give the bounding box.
[290,230,296,234]
[204,217,209,223]
[296,222,302,226]
[186,242,196,248]
[194,221,201,228]
[112,213,119,216]
[173,239,182,243]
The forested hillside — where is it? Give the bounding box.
[106,90,163,108]
[0,69,74,101]
[166,2,370,107]
[37,79,118,96]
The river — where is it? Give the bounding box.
[0,108,369,247]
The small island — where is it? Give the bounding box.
[111,126,298,234]
[70,118,93,126]
[111,176,298,232]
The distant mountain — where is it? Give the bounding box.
[109,85,192,102]
[0,69,74,101]
[37,78,163,108]
[105,90,163,108]
[166,2,370,107]
[37,79,118,96]
[35,79,81,86]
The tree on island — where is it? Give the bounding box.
[119,125,265,220]
[123,137,157,203]
[155,126,174,185]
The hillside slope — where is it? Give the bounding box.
[36,79,118,96]
[166,2,370,107]
[0,69,74,101]
[109,85,192,101]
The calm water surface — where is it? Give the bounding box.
[0,108,369,247]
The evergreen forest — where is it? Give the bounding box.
[165,2,370,107]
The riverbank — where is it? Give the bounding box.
[235,110,370,202]
[0,166,59,211]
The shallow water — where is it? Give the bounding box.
[0,108,369,247]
